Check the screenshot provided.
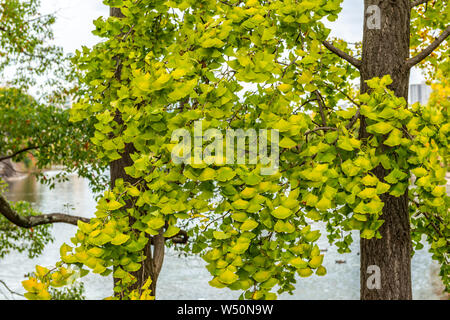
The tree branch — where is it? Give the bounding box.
[346,109,361,130]
[0,146,41,162]
[1,193,189,244]
[0,279,24,298]
[405,26,450,68]
[168,230,189,244]
[281,56,299,78]
[0,193,89,228]
[305,127,337,136]
[21,51,47,60]
[322,41,362,69]
[410,0,430,8]
[314,90,327,127]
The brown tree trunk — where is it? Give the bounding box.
[359,0,412,300]
[0,159,16,178]
[109,7,164,297]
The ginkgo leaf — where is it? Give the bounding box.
[134,73,151,91]
[240,219,259,231]
[111,233,130,246]
[277,83,292,93]
[304,230,321,242]
[213,231,231,240]
[106,200,123,211]
[241,187,257,199]
[232,199,250,210]
[209,277,227,288]
[147,217,165,230]
[199,168,216,181]
[289,257,308,269]
[411,167,428,177]
[308,255,324,268]
[252,270,271,283]
[279,136,297,149]
[35,266,49,278]
[315,197,332,211]
[366,122,394,135]
[172,68,187,79]
[217,167,236,182]
[201,38,225,48]
[231,212,248,222]
[361,175,378,186]
[163,225,180,238]
[383,129,402,147]
[316,266,327,276]
[274,220,295,233]
[271,206,293,219]
[358,188,377,199]
[297,268,313,278]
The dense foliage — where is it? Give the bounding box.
[18,0,448,301]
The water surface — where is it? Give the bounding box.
[0,172,445,300]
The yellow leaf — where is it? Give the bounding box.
[128,186,140,197]
[22,278,38,292]
[289,257,308,269]
[218,270,238,285]
[271,206,292,219]
[316,266,327,276]
[106,200,123,211]
[240,219,259,231]
[277,83,292,93]
[253,270,271,283]
[172,68,187,79]
[111,233,130,245]
[308,255,324,268]
[297,267,313,277]
[35,265,49,278]
[163,225,180,238]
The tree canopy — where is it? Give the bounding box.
[0,0,447,301]
[0,0,65,89]
[16,0,448,300]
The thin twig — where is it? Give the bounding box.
[304,127,337,136]
[0,280,24,298]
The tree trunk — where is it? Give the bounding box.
[109,7,164,297]
[359,0,412,300]
[0,159,16,179]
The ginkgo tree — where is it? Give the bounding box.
[19,0,448,300]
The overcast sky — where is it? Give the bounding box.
[39,0,424,83]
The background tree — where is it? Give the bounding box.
[14,0,450,301]
[0,0,106,299]
[0,0,64,89]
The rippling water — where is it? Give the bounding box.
[0,172,445,300]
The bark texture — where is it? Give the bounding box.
[359,0,413,300]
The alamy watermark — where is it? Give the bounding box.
[366,5,381,30]
[366,265,381,290]
[171,121,280,175]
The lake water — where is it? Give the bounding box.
[0,171,446,300]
